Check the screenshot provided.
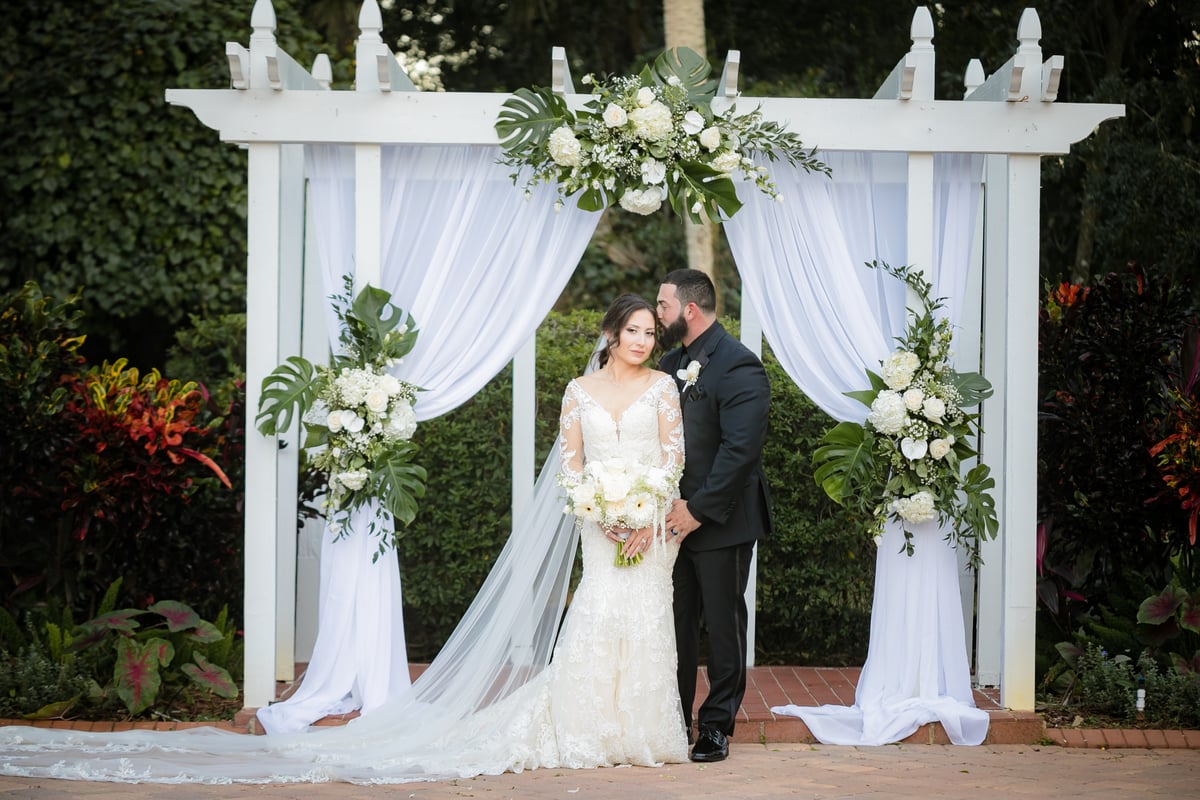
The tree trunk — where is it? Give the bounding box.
[663,0,718,308]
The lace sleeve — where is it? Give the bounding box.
[558,381,585,484]
[657,376,685,478]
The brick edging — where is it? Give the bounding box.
[1045,727,1200,749]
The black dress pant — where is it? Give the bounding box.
[673,540,755,736]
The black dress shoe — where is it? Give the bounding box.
[689,726,728,762]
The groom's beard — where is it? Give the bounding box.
[658,316,689,351]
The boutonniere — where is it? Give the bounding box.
[677,360,702,390]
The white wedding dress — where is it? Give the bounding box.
[0,374,687,784]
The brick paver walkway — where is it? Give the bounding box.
[4,664,1195,749]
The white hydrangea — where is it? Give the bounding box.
[892,491,937,523]
[548,125,582,166]
[628,101,674,142]
[866,390,908,435]
[711,149,742,174]
[881,350,921,390]
[335,470,370,492]
[385,401,418,441]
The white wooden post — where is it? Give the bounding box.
[241,0,283,708]
[740,284,763,667]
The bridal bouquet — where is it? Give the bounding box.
[255,277,426,561]
[812,263,998,567]
[559,458,680,566]
[495,47,828,224]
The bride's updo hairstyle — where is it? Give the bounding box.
[597,293,657,369]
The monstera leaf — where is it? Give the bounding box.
[649,47,718,106]
[812,422,877,506]
[374,442,427,529]
[344,284,418,357]
[495,86,573,155]
[668,160,741,224]
[255,355,319,436]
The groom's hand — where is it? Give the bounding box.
[665,499,700,541]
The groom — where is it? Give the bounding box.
[657,269,773,763]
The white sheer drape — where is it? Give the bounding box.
[259,145,600,734]
[728,152,990,745]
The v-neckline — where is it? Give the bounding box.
[572,375,663,425]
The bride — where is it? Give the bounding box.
[0,294,688,784]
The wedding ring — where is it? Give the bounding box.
[670,528,678,537]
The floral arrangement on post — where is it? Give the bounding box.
[494,47,828,223]
[559,458,681,566]
[255,277,426,561]
[812,263,998,567]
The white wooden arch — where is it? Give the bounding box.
[166,0,1122,712]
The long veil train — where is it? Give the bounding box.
[0,359,601,784]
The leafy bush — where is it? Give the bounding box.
[0,283,245,624]
[1036,267,1195,645]
[1067,644,1200,728]
[0,581,242,720]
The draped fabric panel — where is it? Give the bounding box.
[727,152,989,745]
[258,145,600,734]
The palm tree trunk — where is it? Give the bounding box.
[663,0,718,307]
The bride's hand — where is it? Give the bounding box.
[619,526,654,557]
[604,525,632,544]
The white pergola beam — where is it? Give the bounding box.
[167,90,1122,155]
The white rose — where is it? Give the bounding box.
[900,436,928,461]
[628,101,673,142]
[892,491,937,523]
[602,102,628,128]
[365,388,389,414]
[547,125,582,167]
[326,410,345,433]
[640,158,667,185]
[569,482,596,509]
[682,109,705,135]
[710,149,741,174]
[922,397,946,424]
[881,350,921,390]
[379,374,401,395]
[618,187,663,215]
[929,438,952,460]
[902,388,925,412]
[343,413,365,433]
[698,126,722,151]
[336,470,369,492]
[636,86,656,107]
[866,390,908,436]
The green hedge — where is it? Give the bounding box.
[399,310,873,664]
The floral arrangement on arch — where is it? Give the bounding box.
[494,47,828,223]
[559,457,682,567]
[255,277,426,561]
[812,262,998,567]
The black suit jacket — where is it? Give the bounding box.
[660,322,773,552]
